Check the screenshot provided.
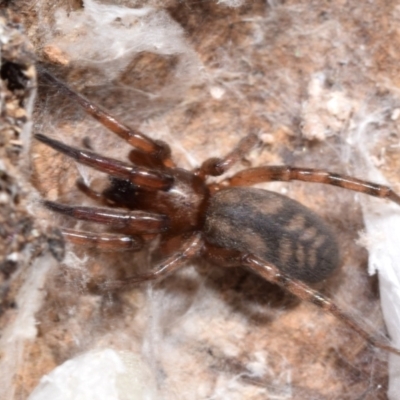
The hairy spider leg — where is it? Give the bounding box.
[226,165,400,205]
[35,134,173,191]
[38,67,173,164]
[44,201,169,234]
[62,228,143,251]
[241,252,400,356]
[196,132,260,178]
[102,233,203,290]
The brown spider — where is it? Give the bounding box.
[35,68,400,357]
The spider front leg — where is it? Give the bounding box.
[44,201,169,234]
[226,165,400,205]
[242,253,400,356]
[102,233,203,291]
[35,134,173,191]
[38,67,172,164]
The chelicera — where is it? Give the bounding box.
[35,68,400,356]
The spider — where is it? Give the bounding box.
[35,67,400,357]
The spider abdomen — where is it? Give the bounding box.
[204,188,340,284]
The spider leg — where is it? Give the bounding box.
[38,68,172,163]
[226,166,400,205]
[44,201,169,234]
[102,232,203,291]
[35,134,173,191]
[196,133,260,178]
[61,228,143,252]
[241,252,400,356]
[128,148,168,169]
